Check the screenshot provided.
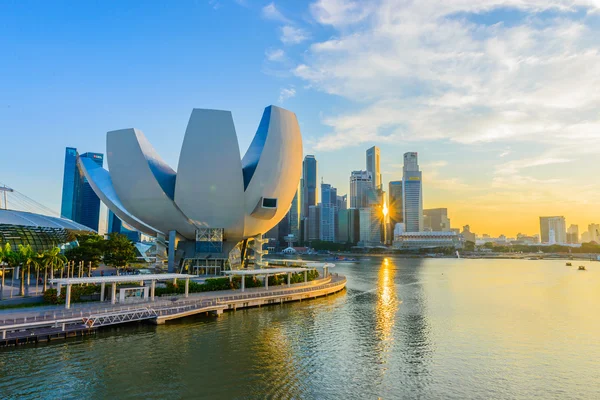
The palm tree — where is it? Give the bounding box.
[42,247,67,292]
[4,245,22,297]
[32,252,44,294]
[18,244,36,296]
[0,243,9,300]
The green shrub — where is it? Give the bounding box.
[43,285,101,304]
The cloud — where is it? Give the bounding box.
[279,87,297,103]
[265,48,286,62]
[295,0,600,152]
[262,2,291,23]
[310,0,373,27]
[280,25,311,45]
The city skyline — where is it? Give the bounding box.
[2,1,600,236]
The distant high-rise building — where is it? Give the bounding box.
[308,205,320,242]
[60,147,103,231]
[539,216,566,244]
[423,208,451,232]
[567,224,579,244]
[288,183,301,241]
[402,152,423,232]
[359,207,382,246]
[588,223,600,243]
[388,181,403,228]
[350,170,373,208]
[348,208,361,245]
[336,194,347,211]
[581,230,591,243]
[301,156,318,219]
[337,209,349,243]
[320,182,337,242]
[461,225,476,243]
[366,146,381,189]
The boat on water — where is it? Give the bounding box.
[578,265,586,271]
[324,256,360,263]
[566,262,572,266]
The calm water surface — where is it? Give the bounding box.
[1,258,599,399]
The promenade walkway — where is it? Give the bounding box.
[0,274,347,344]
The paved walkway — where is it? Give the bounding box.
[0,274,345,327]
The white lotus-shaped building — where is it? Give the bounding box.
[79,105,302,269]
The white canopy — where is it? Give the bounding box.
[50,273,195,285]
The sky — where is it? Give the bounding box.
[1,0,600,237]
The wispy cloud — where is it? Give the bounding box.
[262,2,291,23]
[265,48,286,62]
[279,86,296,103]
[294,0,600,153]
[280,25,311,45]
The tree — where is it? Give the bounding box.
[64,234,104,267]
[464,241,475,252]
[18,244,37,296]
[41,247,67,292]
[103,233,137,273]
[0,243,10,300]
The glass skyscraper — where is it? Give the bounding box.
[402,152,423,232]
[60,148,104,231]
[366,146,381,189]
[320,183,337,242]
[388,181,403,229]
[301,155,318,219]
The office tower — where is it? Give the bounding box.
[320,183,337,242]
[60,148,103,231]
[539,216,566,244]
[308,205,320,241]
[581,230,591,243]
[301,156,318,219]
[366,146,381,189]
[337,194,347,211]
[347,208,360,244]
[423,208,451,231]
[461,225,476,243]
[359,208,382,245]
[350,170,373,208]
[388,181,403,228]
[108,210,144,242]
[402,152,423,232]
[288,184,301,241]
[337,209,349,243]
[567,224,579,244]
[60,147,80,221]
[588,223,600,243]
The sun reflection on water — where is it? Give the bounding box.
[375,258,400,361]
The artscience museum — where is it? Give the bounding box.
[79,105,303,271]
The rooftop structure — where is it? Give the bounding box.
[0,191,93,251]
[393,231,464,250]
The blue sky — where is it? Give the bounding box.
[2,0,600,236]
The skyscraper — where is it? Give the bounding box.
[567,224,579,244]
[423,208,451,231]
[320,183,337,242]
[402,152,423,232]
[60,148,104,231]
[366,146,381,189]
[288,183,301,241]
[301,155,317,219]
[308,205,320,241]
[388,181,403,228]
[350,170,373,208]
[336,194,347,211]
[539,216,566,244]
[588,223,600,243]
